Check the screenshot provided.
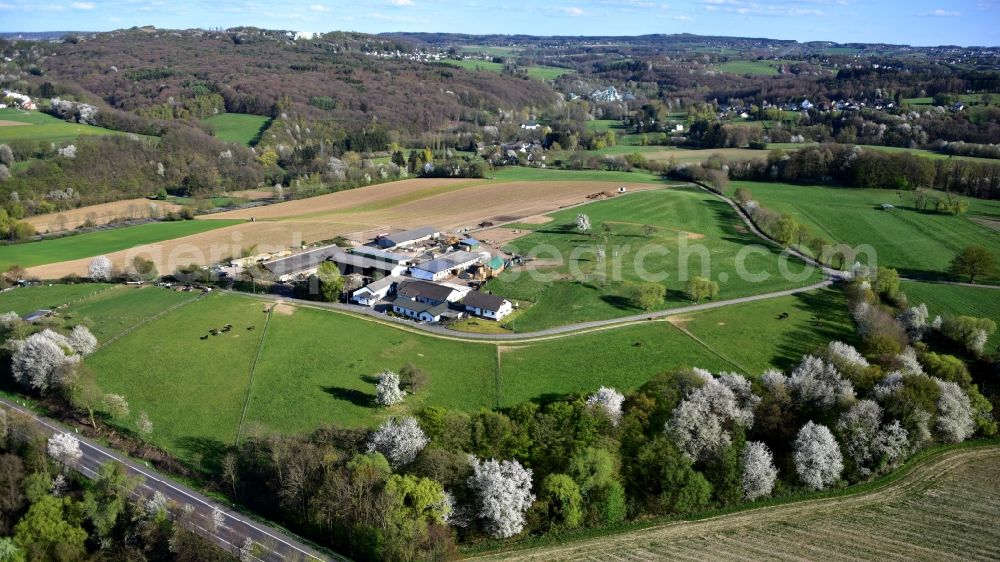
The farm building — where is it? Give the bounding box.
[391,298,452,323]
[261,245,341,282]
[349,247,411,265]
[396,279,468,305]
[458,238,481,251]
[461,292,513,320]
[328,248,408,278]
[23,309,53,323]
[352,275,403,307]
[374,226,439,249]
[410,251,482,281]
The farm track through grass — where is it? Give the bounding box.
[234,304,274,444]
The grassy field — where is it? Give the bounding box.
[479,446,1000,561]
[202,113,269,146]
[903,93,996,106]
[486,186,822,331]
[0,219,244,270]
[61,285,199,343]
[678,287,855,373]
[0,283,110,315]
[716,60,791,76]
[728,181,1000,281]
[245,306,497,434]
[585,120,624,133]
[767,142,999,164]
[86,293,267,458]
[443,59,572,80]
[0,108,124,144]
[498,323,731,407]
[3,279,842,461]
[901,281,1000,349]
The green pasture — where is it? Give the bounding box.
[0,108,124,144]
[245,306,497,434]
[442,59,572,80]
[0,283,110,316]
[0,219,243,271]
[202,113,269,146]
[498,322,731,407]
[87,293,268,459]
[727,181,1000,282]
[767,143,998,164]
[486,186,823,331]
[678,288,855,374]
[900,281,1000,350]
[60,285,199,342]
[716,60,790,76]
[41,280,852,462]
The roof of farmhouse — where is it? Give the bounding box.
[462,291,509,311]
[379,226,439,245]
[261,245,340,277]
[413,251,482,274]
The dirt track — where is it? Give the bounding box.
[475,446,1000,561]
[27,178,659,278]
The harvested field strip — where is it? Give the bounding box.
[472,445,1000,561]
[25,198,183,232]
[288,180,484,218]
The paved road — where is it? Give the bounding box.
[0,397,340,562]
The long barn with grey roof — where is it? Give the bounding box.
[373,226,439,249]
[261,245,341,282]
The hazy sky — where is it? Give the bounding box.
[1,0,997,46]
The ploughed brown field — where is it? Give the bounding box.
[25,199,183,233]
[26,178,661,278]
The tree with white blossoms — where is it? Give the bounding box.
[47,432,83,467]
[825,341,869,371]
[836,400,909,477]
[898,303,929,341]
[793,421,843,490]
[67,325,98,356]
[375,370,406,406]
[788,355,855,409]
[467,456,535,539]
[238,537,258,562]
[666,372,758,462]
[10,330,80,392]
[367,416,428,468]
[146,490,168,518]
[88,255,113,280]
[896,347,924,376]
[575,213,591,233]
[0,311,21,332]
[211,507,226,533]
[586,387,625,426]
[102,393,129,420]
[137,411,153,435]
[936,380,975,443]
[741,441,778,500]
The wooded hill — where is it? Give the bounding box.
[31,27,556,136]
